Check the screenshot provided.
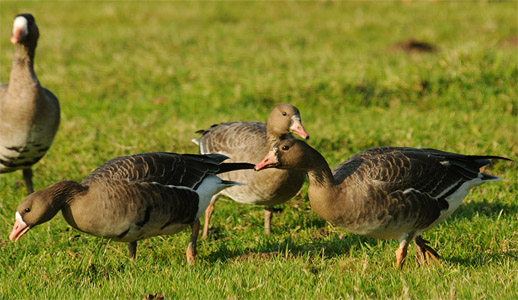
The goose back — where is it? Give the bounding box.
[82,152,229,189]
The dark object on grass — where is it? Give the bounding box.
[392,39,438,53]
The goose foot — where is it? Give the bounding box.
[128,241,137,260]
[414,236,440,265]
[186,219,200,265]
[201,202,215,239]
[22,168,34,195]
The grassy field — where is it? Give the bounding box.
[1,1,517,299]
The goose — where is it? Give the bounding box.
[9,152,253,263]
[255,139,510,268]
[0,13,60,195]
[192,103,309,238]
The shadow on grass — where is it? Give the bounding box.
[447,249,518,266]
[205,234,518,269]
[450,200,518,222]
[205,233,383,264]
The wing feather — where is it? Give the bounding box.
[82,152,234,189]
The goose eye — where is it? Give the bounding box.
[282,145,290,151]
[282,112,287,116]
[24,208,31,213]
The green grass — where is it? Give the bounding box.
[1,1,517,299]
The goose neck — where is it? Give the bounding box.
[304,151,354,226]
[9,44,38,92]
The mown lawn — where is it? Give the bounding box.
[0,1,517,299]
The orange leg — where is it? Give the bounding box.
[395,236,414,269]
[395,246,408,269]
[201,197,217,239]
[186,219,200,265]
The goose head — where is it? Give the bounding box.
[267,103,309,140]
[255,139,314,172]
[11,13,39,46]
[9,180,85,242]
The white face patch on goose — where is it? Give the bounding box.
[13,16,29,36]
[273,145,280,159]
[15,211,27,226]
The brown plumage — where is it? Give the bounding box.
[192,103,309,237]
[255,139,510,268]
[9,152,253,263]
[0,13,60,194]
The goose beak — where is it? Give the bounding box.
[254,151,278,171]
[290,118,309,140]
[10,27,23,43]
[9,213,30,242]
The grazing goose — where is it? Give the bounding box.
[193,103,309,237]
[0,13,60,195]
[9,152,253,263]
[255,139,510,268]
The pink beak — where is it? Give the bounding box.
[254,150,278,171]
[290,119,309,140]
[9,218,30,242]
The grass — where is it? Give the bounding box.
[1,1,517,299]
